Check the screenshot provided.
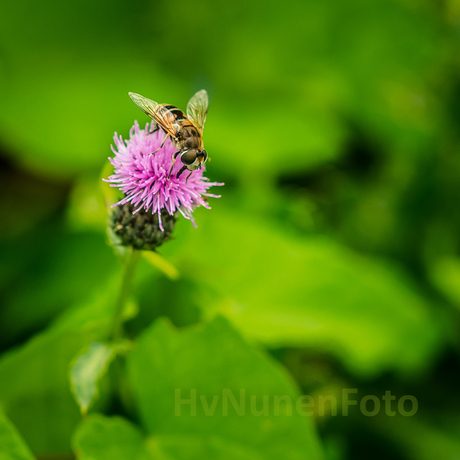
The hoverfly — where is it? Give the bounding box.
[128,89,209,179]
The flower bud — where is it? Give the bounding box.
[110,202,176,251]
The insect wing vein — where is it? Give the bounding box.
[128,92,178,137]
[186,89,209,134]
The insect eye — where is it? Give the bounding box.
[181,150,197,165]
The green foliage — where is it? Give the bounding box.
[0,411,34,460]
[70,341,117,416]
[0,276,120,453]
[127,316,322,460]
[377,415,460,460]
[0,0,445,177]
[73,415,149,460]
[0,231,116,346]
[163,206,441,377]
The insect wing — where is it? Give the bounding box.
[186,89,209,134]
[128,92,178,137]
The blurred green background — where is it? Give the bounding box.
[1,0,460,458]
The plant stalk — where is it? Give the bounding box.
[111,248,142,341]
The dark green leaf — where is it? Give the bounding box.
[127,316,323,460]
[0,276,120,454]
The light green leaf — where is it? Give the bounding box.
[147,434,265,460]
[0,411,34,460]
[70,342,116,416]
[142,251,180,280]
[163,206,442,377]
[127,316,323,460]
[73,415,149,460]
[66,171,111,233]
[429,256,460,310]
[74,414,264,460]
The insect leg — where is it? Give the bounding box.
[167,151,181,178]
[148,123,159,134]
[150,132,169,155]
[185,171,193,183]
[176,165,188,179]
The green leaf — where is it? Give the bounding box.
[429,256,460,310]
[376,414,460,460]
[142,251,180,281]
[127,316,324,460]
[0,231,116,347]
[70,342,116,416]
[147,435,265,460]
[75,414,275,460]
[73,415,149,460]
[163,206,442,377]
[0,410,34,460]
[0,275,120,454]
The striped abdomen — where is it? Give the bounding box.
[160,104,203,150]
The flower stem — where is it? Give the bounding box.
[111,248,142,341]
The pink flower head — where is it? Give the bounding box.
[105,121,223,230]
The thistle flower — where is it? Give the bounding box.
[105,121,222,250]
